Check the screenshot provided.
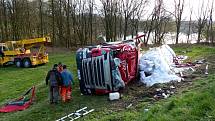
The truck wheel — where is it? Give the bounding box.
[15,60,22,67]
[23,58,31,68]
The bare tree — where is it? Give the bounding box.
[208,0,214,44]
[71,0,93,45]
[187,7,193,43]
[120,0,145,40]
[89,0,94,44]
[143,13,156,46]
[152,0,170,45]
[130,1,147,38]
[0,0,201,47]
[0,0,5,41]
[174,0,184,44]
[0,0,9,41]
[100,0,118,42]
[39,0,43,37]
[204,0,214,44]
[7,0,18,40]
[51,0,56,45]
[196,1,208,43]
[56,0,64,45]
[141,0,167,46]
[65,0,71,48]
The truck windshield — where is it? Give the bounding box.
[0,45,9,51]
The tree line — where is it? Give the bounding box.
[0,0,214,47]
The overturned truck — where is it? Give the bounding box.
[76,35,144,95]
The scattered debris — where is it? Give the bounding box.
[176,55,188,61]
[205,64,209,75]
[144,108,149,112]
[189,67,195,72]
[126,104,133,109]
[109,92,120,101]
[107,46,214,113]
[56,107,94,121]
[162,93,169,99]
[170,85,175,89]
[180,71,184,77]
[194,59,206,64]
[156,88,162,92]
[151,85,178,100]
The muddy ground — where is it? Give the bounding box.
[108,55,215,112]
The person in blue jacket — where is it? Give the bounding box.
[61,65,74,102]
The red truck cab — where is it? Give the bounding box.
[76,35,143,95]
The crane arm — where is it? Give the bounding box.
[15,37,51,49]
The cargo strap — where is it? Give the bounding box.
[56,107,94,121]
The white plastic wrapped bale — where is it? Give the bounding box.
[139,45,181,86]
[160,44,176,65]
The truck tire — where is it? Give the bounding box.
[15,59,22,67]
[23,58,31,68]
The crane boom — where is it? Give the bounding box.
[15,37,50,47]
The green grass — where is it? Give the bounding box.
[0,45,215,121]
[137,74,215,121]
[0,52,109,121]
[173,44,215,59]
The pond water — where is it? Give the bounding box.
[125,32,203,44]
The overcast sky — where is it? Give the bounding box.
[94,0,215,20]
[164,0,214,20]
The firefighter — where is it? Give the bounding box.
[61,65,74,102]
[46,64,62,104]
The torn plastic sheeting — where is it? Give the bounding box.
[177,55,188,61]
[140,48,172,74]
[139,45,181,86]
[143,72,181,86]
[139,59,155,73]
[172,67,195,74]
[160,44,176,65]
[112,58,125,89]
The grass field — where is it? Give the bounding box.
[0,45,215,121]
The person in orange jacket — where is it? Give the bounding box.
[61,65,74,102]
[57,62,64,96]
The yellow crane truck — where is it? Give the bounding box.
[0,37,51,68]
